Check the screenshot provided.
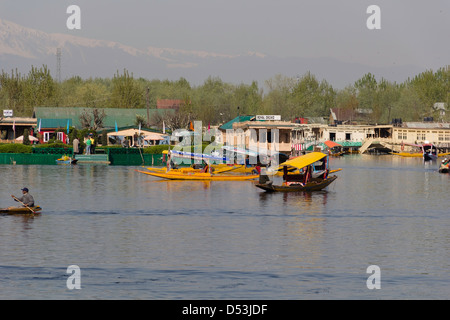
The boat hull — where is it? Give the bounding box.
[0,206,42,214]
[56,159,78,165]
[256,175,337,192]
[146,165,237,174]
[136,169,259,181]
[423,154,438,161]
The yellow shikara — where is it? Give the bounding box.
[135,169,259,181]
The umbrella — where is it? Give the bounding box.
[15,135,39,141]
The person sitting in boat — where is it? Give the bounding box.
[201,160,210,173]
[170,158,178,169]
[11,187,35,207]
[252,165,261,175]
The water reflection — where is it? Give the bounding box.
[0,213,41,231]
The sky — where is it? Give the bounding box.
[0,0,448,71]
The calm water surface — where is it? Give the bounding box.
[0,155,449,299]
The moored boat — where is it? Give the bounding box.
[324,140,344,157]
[56,155,78,165]
[393,142,449,160]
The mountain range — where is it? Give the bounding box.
[0,18,425,88]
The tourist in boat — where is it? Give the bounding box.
[252,165,261,175]
[11,187,35,207]
[201,160,210,173]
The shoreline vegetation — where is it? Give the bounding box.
[1,66,449,127]
[0,142,171,154]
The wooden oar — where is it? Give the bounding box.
[11,195,35,214]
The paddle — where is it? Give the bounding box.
[11,195,35,214]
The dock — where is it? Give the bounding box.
[74,154,110,164]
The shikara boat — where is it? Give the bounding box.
[145,165,238,174]
[422,143,438,161]
[439,159,450,173]
[392,152,423,157]
[135,169,259,181]
[255,152,338,192]
[0,206,42,214]
[223,164,257,174]
[324,140,344,157]
[394,142,447,161]
[56,155,78,165]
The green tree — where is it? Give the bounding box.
[0,69,25,114]
[263,74,296,119]
[111,69,143,108]
[22,128,31,145]
[291,72,336,118]
[23,65,56,111]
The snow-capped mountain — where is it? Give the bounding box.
[0,18,424,88]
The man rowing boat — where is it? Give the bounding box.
[11,187,35,207]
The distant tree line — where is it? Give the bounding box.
[1,65,448,129]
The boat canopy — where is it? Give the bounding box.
[276,152,327,171]
[324,140,341,149]
[163,149,226,162]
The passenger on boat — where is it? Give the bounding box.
[11,187,35,207]
[201,162,210,173]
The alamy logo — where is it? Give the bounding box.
[170,121,280,167]
[66,265,81,290]
[366,5,381,30]
[366,265,381,289]
[66,5,81,30]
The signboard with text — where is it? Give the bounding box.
[3,110,13,117]
[255,115,281,121]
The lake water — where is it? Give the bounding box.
[0,155,449,300]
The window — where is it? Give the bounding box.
[397,130,407,140]
[43,132,50,142]
[329,132,336,141]
[345,133,351,140]
[416,131,426,141]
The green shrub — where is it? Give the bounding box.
[34,142,71,149]
[143,144,170,154]
[0,144,33,153]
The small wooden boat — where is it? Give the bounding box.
[439,159,450,173]
[257,175,338,192]
[422,143,438,161]
[136,169,259,181]
[56,155,78,165]
[256,152,338,192]
[393,152,423,157]
[0,206,42,214]
[324,140,344,157]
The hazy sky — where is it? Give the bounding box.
[0,0,448,70]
